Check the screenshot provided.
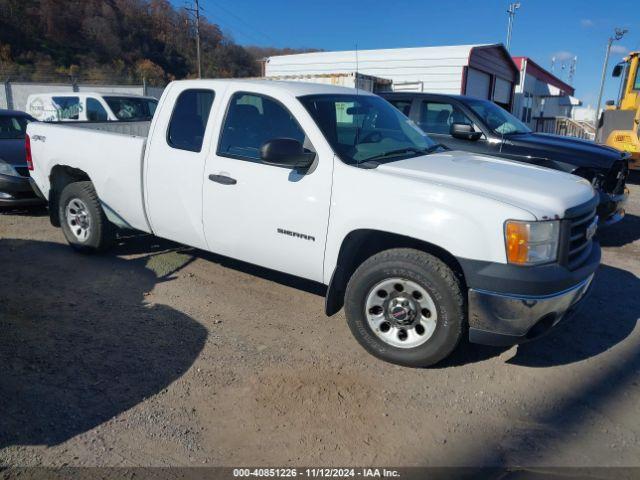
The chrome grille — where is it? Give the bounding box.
[566,207,597,270]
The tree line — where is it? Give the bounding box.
[0,0,317,85]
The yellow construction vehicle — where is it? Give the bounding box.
[597,51,640,169]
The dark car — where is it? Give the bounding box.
[381,92,629,226]
[0,109,43,207]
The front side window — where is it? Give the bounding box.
[300,94,437,166]
[86,98,108,121]
[0,115,31,139]
[104,96,159,121]
[466,98,531,135]
[634,66,640,91]
[52,96,81,120]
[419,101,472,134]
[218,92,305,162]
[167,89,215,152]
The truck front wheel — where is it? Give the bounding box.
[344,248,465,367]
[59,181,115,253]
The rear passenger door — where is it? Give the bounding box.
[145,86,217,249]
[202,90,333,282]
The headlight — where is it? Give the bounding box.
[0,159,19,177]
[505,220,560,265]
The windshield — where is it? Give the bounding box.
[0,115,31,140]
[299,94,437,165]
[103,96,158,121]
[466,98,531,135]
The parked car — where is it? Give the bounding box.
[381,92,629,226]
[27,80,599,367]
[26,92,158,122]
[0,109,43,207]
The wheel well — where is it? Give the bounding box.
[48,165,91,227]
[325,229,466,316]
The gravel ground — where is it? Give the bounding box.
[1,174,639,468]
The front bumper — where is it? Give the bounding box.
[0,173,44,206]
[468,274,594,346]
[459,240,600,347]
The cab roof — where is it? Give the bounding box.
[168,78,376,97]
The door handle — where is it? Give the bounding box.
[208,174,237,185]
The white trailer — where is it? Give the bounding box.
[262,72,391,93]
[265,43,519,111]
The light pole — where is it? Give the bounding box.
[595,27,628,125]
[506,2,521,52]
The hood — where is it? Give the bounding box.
[376,150,595,219]
[507,132,622,170]
[0,138,27,167]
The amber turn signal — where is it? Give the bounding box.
[505,221,529,265]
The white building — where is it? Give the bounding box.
[264,44,520,111]
[512,56,582,132]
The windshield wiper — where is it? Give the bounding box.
[365,147,441,162]
[365,147,425,161]
[361,144,448,164]
[424,143,449,153]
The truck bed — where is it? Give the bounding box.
[58,120,151,138]
[27,121,152,233]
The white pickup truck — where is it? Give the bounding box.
[26,79,600,367]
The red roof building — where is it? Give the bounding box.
[511,56,581,132]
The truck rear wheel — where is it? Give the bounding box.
[344,248,465,367]
[59,181,115,253]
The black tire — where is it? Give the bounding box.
[59,181,115,253]
[344,248,465,367]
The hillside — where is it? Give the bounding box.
[0,0,313,85]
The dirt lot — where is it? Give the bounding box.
[1,175,640,468]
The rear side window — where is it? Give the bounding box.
[52,96,81,120]
[0,115,30,139]
[218,92,305,162]
[87,98,108,121]
[167,89,215,152]
[388,99,413,117]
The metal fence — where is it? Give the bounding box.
[533,116,596,141]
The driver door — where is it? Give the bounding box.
[202,90,333,282]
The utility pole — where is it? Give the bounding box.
[506,2,521,52]
[186,0,202,78]
[595,27,628,125]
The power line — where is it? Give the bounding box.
[204,0,278,45]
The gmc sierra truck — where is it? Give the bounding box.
[26,80,600,367]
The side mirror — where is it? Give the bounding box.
[260,138,315,169]
[605,100,615,106]
[450,123,482,141]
